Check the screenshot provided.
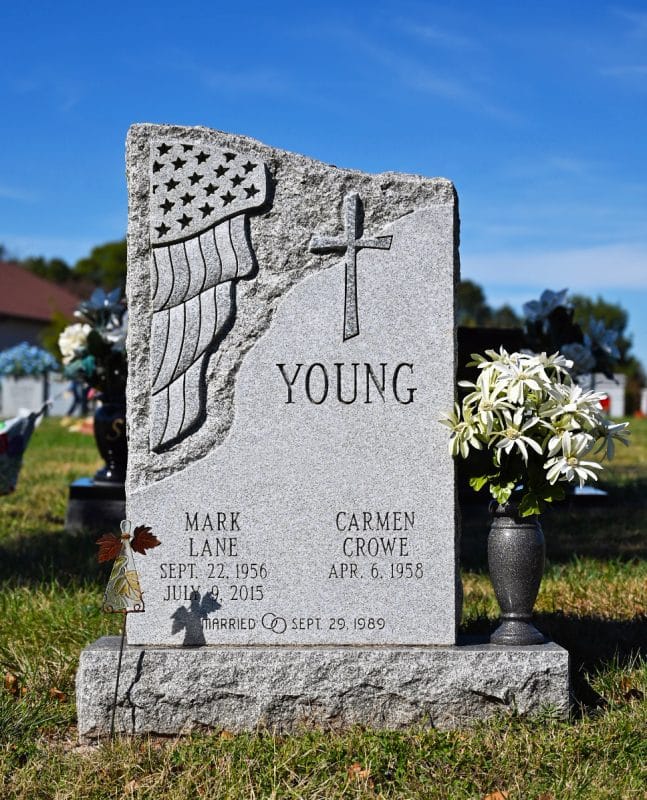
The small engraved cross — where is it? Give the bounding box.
[309,192,392,340]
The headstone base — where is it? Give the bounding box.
[76,637,569,741]
[65,478,126,533]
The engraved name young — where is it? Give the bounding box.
[125,124,459,647]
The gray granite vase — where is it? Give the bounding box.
[488,503,547,645]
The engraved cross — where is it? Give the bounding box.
[309,192,392,340]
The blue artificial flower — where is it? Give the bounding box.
[0,342,60,377]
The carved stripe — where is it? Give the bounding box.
[150,387,170,452]
[150,307,170,390]
[166,242,190,307]
[183,359,204,432]
[230,215,254,279]
[163,372,186,444]
[185,236,206,299]
[172,293,202,382]
[199,226,222,291]
[152,302,185,393]
[152,247,174,311]
[215,219,237,282]
[195,287,217,358]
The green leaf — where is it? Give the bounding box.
[489,481,516,505]
[518,492,543,517]
[469,475,489,492]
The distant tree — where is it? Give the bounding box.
[489,304,522,328]
[570,294,631,361]
[74,240,127,289]
[457,280,521,328]
[570,293,645,414]
[457,280,492,326]
[21,255,74,286]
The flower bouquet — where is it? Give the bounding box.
[58,288,127,395]
[443,348,630,644]
[58,288,128,483]
[442,348,629,517]
[0,341,59,378]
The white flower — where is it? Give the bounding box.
[534,351,573,375]
[440,403,483,459]
[461,377,511,435]
[58,323,91,365]
[493,409,543,463]
[542,382,606,427]
[523,289,569,322]
[545,434,603,487]
[496,358,547,404]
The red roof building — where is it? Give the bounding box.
[0,262,80,350]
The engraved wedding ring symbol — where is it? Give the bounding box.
[261,612,287,634]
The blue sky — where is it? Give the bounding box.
[2,1,646,365]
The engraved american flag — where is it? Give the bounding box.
[148,140,268,452]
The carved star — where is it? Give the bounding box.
[180,192,195,206]
[152,161,163,173]
[231,174,243,187]
[199,202,214,218]
[195,151,209,164]
[157,143,172,156]
[224,152,236,162]
[172,157,187,170]
[188,171,203,185]
[165,178,179,191]
[204,183,217,196]
[221,191,235,205]
[155,222,170,237]
[215,164,228,177]
[182,144,194,152]
[242,160,257,174]
[244,184,260,198]
[159,198,174,214]
[152,184,158,193]
[177,213,192,229]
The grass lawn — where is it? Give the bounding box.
[0,417,645,799]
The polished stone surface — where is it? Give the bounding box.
[125,124,460,647]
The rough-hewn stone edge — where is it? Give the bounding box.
[76,636,569,742]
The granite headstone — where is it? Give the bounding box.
[76,124,570,738]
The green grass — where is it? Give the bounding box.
[0,417,645,798]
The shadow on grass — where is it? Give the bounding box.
[460,482,647,569]
[0,527,109,587]
[463,611,647,712]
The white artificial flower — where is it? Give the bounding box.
[493,408,543,464]
[462,378,512,435]
[542,382,606,427]
[534,351,573,375]
[560,343,596,376]
[548,426,595,456]
[544,433,603,487]
[440,403,483,459]
[58,323,91,365]
[497,358,547,404]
